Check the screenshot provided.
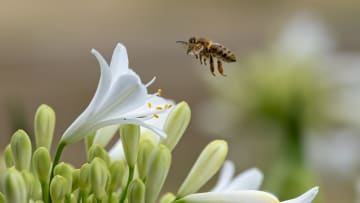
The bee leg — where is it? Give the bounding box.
[203,57,207,65]
[217,60,226,76]
[209,55,215,76]
[199,54,203,65]
[195,54,198,59]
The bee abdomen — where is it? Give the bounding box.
[210,44,236,62]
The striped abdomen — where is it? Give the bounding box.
[209,43,236,62]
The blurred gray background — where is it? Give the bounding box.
[0,1,359,202]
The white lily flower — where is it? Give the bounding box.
[177,187,319,203]
[60,43,171,145]
[211,160,263,192]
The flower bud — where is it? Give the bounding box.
[79,163,91,194]
[4,144,14,168]
[87,144,111,166]
[0,192,5,203]
[34,104,56,150]
[90,158,109,201]
[72,169,80,192]
[177,140,228,197]
[128,179,145,203]
[10,130,32,171]
[159,193,176,203]
[161,101,191,151]
[109,160,125,192]
[145,145,171,203]
[1,168,27,203]
[174,190,279,203]
[32,147,51,183]
[54,162,73,194]
[21,170,35,200]
[137,139,156,180]
[50,175,68,203]
[120,124,140,167]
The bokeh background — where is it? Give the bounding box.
[0,1,360,202]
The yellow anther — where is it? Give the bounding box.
[157,89,162,96]
[147,102,152,109]
[156,106,163,110]
[153,114,159,119]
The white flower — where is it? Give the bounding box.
[211,160,263,192]
[177,187,319,203]
[60,43,171,145]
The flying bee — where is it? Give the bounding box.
[176,37,236,76]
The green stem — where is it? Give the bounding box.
[41,181,49,203]
[81,192,88,203]
[48,142,66,203]
[118,166,134,203]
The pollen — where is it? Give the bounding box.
[147,102,152,109]
[157,88,162,96]
[156,106,163,110]
[153,114,159,119]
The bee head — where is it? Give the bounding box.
[188,37,197,44]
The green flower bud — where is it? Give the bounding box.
[32,147,51,183]
[177,140,228,198]
[120,124,140,167]
[137,139,156,181]
[72,169,80,192]
[159,193,176,203]
[10,130,32,171]
[87,144,111,166]
[32,178,43,201]
[109,160,125,192]
[34,104,56,150]
[161,101,191,151]
[0,192,5,203]
[50,175,68,203]
[54,162,73,194]
[4,144,14,168]
[128,179,145,203]
[79,163,91,194]
[1,168,27,203]
[140,129,160,146]
[90,158,109,201]
[93,125,119,147]
[145,145,171,203]
[21,170,35,200]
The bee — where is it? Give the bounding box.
[176,37,236,76]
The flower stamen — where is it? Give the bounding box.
[157,89,162,96]
[153,114,159,119]
[156,106,163,110]
[148,102,152,109]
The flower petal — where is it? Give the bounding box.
[89,48,112,114]
[110,43,129,79]
[97,117,167,138]
[177,191,279,203]
[281,187,319,203]
[225,168,263,191]
[211,160,235,192]
[108,139,125,161]
[100,74,148,118]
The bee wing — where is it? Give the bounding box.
[176,40,188,49]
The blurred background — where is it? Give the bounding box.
[0,1,359,202]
